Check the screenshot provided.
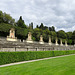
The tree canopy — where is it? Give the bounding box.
[0,10,75,45]
[0,10,15,25]
[16,16,27,28]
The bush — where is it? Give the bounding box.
[0,50,75,65]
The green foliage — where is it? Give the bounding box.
[16,16,27,28]
[67,39,72,45]
[0,10,75,45]
[0,23,14,37]
[72,31,75,40]
[50,31,57,43]
[0,11,3,23]
[57,30,67,39]
[0,55,75,75]
[49,26,55,31]
[42,29,50,42]
[0,23,29,39]
[0,10,15,25]
[32,28,41,41]
[29,22,33,29]
[66,32,72,39]
[39,23,44,30]
[0,50,75,65]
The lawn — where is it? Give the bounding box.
[0,55,75,75]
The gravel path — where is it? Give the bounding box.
[0,54,75,68]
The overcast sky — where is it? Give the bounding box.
[0,0,75,32]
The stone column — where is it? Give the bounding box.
[39,35,44,44]
[49,37,52,45]
[55,37,58,45]
[26,32,33,43]
[60,39,63,46]
[65,40,68,46]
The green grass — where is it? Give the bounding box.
[0,55,75,75]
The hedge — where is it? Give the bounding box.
[0,50,75,65]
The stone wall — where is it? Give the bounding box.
[0,37,75,52]
[0,45,75,52]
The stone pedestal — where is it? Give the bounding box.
[48,37,52,45]
[55,38,58,45]
[60,39,63,46]
[39,35,44,44]
[7,28,17,41]
[26,32,33,43]
[65,40,68,46]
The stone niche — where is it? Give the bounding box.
[7,28,17,41]
[26,32,33,43]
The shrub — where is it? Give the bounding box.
[0,50,75,65]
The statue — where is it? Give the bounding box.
[49,37,52,45]
[26,32,33,43]
[7,28,17,41]
[55,37,58,45]
[65,40,68,46]
[39,35,44,44]
[60,39,63,46]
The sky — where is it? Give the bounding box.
[0,0,75,32]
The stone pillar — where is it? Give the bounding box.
[26,32,33,43]
[55,37,58,45]
[65,40,68,46]
[60,39,63,46]
[49,37,52,45]
[7,28,17,41]
[39,35,44,44]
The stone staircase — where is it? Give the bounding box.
[0,37,75,51]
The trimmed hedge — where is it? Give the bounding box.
[0,50,75,65]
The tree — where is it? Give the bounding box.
[72,31,75,40]
[29,22,33,29]
[42,29,50,42]
[16,16,27,28]
[32,28,41,41]
[52,26,55,31]
[4,13,15,25]
[36,25,39,28]
[49,27,52,31]
[0,11,15,25]
[72,31,75,44]
[67,39,72,45]
[43,26,48,30]
[49,26,55,31]
[66,32,72,39]
[51,31,57,43]
[57,30,67,39]
[0,11,3,23]
[39,23,44,30]
[31,22,33,29]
